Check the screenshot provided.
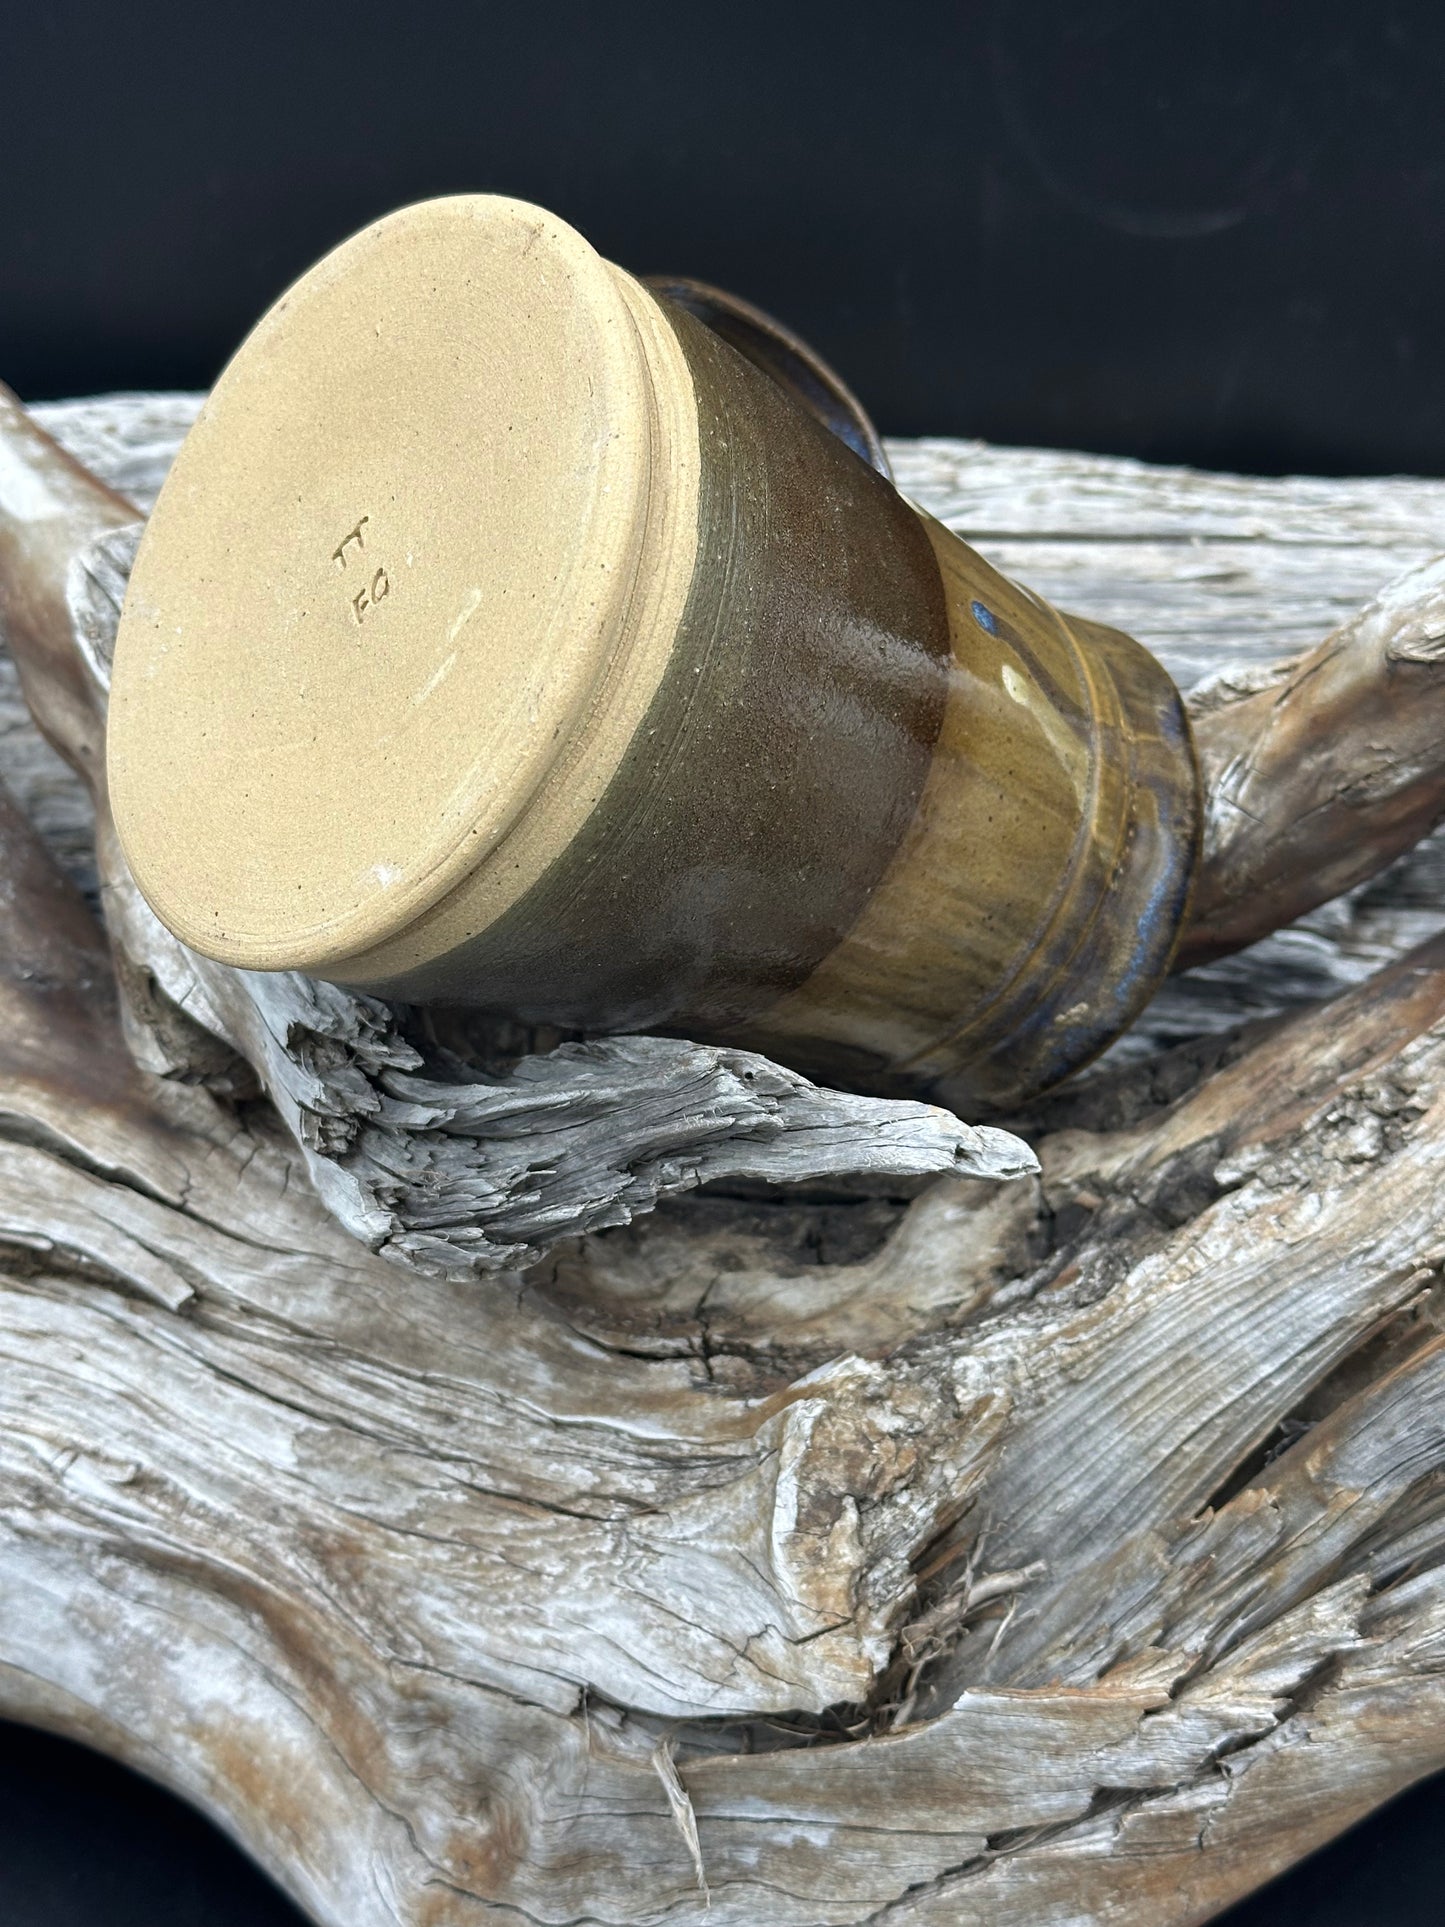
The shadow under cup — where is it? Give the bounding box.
[106,194,1199,1114]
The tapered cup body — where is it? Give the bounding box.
[108,196,1198,1111]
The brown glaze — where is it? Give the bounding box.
[747,524,1199,1109]
[106,196,1201,1108]
[354,301,952,1030]
[643,274,892,478]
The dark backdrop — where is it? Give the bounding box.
[4,4,1445,1923]
[5,0,1445,473]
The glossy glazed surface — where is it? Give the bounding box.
[643,274,892,478]
[108,194,1200,1106]
[747,518,1200,1107]
[348,297,952,1027]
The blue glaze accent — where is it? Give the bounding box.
[1030,810,1194,1086]
[989,755,1198,1094]
[970,599,998,635]
[1103,849,1177,1006]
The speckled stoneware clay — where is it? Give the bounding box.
[108,194,1199,1109]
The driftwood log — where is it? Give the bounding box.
[4,390,1445,1925]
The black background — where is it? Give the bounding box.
[4,4,1445,1921]
[5,0,1445,474]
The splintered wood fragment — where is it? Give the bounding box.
[652,1742,710,1900]
[2,391,1445,1927]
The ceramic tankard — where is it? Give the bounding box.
[107,195,1199,1111]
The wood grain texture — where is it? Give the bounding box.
[0,387,1030,1277]
[1,393,1444,1926]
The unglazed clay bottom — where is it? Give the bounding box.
[108,193,1198,1110]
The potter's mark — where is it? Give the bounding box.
[351,568,390,624]
[332,517,370,569]
[331,517,390,624]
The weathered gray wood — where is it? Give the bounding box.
[27,394,1445,1064]
[0,387,1031,1277]
[1178,554,1445,965]
[892,436,1445,690]
[2,393,1445,1927]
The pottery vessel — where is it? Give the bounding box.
[108,195,1198,1109]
